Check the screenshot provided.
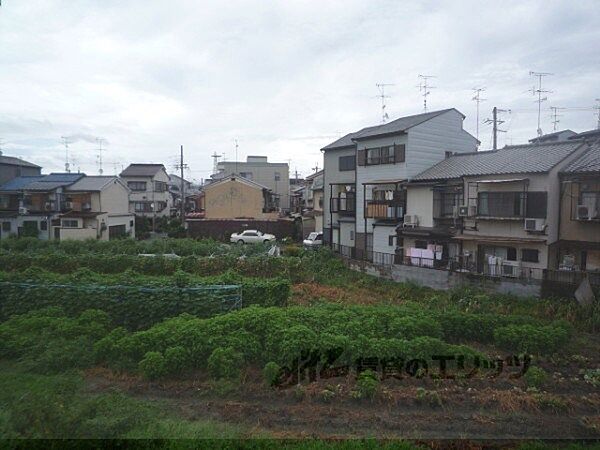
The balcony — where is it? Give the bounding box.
[365,200,404,220]
[331,197,355,216]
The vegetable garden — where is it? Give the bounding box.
[0,237,599,444]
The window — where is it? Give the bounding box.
[2,221,11,232]
[366,147,381,165]
[415,240,428,249]
[526,192,548,218]
[130,220,134,227]
[128,181,147,191]
[339,155,356,171]
[477,192,525,217]
[440,192,459,217]
[40,220,48,231]
[507,247,517,261]
[274,172,281,181]
[349,230,354,241]
[380,146,394,164]
[388,235,395,247]
[61,219,78,228]
[318,198,323,208]
[154,181,167,192]
[240,172,253,181]
[521,248,539,263]
[134,202,151,212]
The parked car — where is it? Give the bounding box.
[303,232,323,249]
[230,229,276,244]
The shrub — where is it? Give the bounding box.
[493,324,570,354]
[139,352,167,380]
[164,346,189,375]
[262,362,282,387]
[355,369,379,400]
[207,347,243,380]
[524,366,548,389]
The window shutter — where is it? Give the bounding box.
[394,144,406,163]
[357,149,366,166]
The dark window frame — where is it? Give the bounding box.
[521,248,539,263]
[339,155,356,172]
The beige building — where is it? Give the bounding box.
[119,164,171,218]
[554,139,600,271]
[215,156,290,211]
[203,175,279,220]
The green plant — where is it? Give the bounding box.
[524,366,548,389]
[355,369,379,400]
[139,351,167,380]
[207,347,243,380]
[493,324,571,354]
[263,361,281,387]
[582,368,600,387]
[164,346,189,375]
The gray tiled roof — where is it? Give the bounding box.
[321,109,459,150]
[0,176,44,191]
[120,164,165,177]
[0,154,41,168]
[0,173,84,192]
[562,140,600,173]
[412,140,586,181]
[66,176,121,191]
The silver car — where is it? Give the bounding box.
[303,232,323,249]
[230,229,276,244]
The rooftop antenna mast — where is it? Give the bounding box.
[375,83,394,123]
[211,151,222,175]
[595,99,600,130]
[60,136,71,173]
[471,87,486,143]
[417,75,436,112]
[549,106,565,132]
[234,139,239,175]
[96,138,106,175]
[529,71,553,137]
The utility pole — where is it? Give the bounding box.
[471,88,486,143]
[375,83,394,123]
[211,151,222,175]
[529,71,553,137]
[174,145,189,224]
[484,107,509,150]
[417,75,436,112]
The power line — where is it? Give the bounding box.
[416,75,436,112]
[529,71,553,137]
[375,83,394,123]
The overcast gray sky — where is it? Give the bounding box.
[1,0,599,181]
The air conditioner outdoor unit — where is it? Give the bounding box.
[524,218,545,232]
[18,207,28,215]
[458,205,469,217]
[403,214,419,228]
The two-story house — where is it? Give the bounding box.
[119,164,171,218]
[322,108,478,260]
[408,139,590,279]
[554,138,600,275]
[57,176,135,240]
[0,152,42,186]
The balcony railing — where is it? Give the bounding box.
[365,201,404,220]
[331,197,356,215]
[544,269,600,286]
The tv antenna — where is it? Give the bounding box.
[529,71,553,137]
[595,99,600,130]
[211,151,222,175]
[548,106,566,132]
[417,75,436,112]
[375,83,394,123]
[60,136,71,173]
[96,138,106,175]
[471,87,486,142]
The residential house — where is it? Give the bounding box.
[168,173,200,215]
[554,139,600,274]
[307,170,324,232]
[0,174,135,240]
[408,139,590,279]
[119,164,171,218]
[215,156,290,211]
[202,174,279,219]
[322,108,478,260]
[0,152,42,186]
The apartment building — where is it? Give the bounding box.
[119,164,171,218]
[322,108,478,259]
[407,139,590,279]
[0,174,134,240]
[554,139,600,273]
[215,156,290,211]
[0,152,41,186]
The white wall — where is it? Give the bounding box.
[373,224,396,254]
[406,185,434,228]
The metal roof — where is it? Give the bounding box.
[411,140,586,181]
[562,140,600,174]
[120,164,166,177]
[66,176,122,191]
[0,154,41,168]
[0,176,44,191]
[321,109,460,151]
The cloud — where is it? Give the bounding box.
[0,0,598,179]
